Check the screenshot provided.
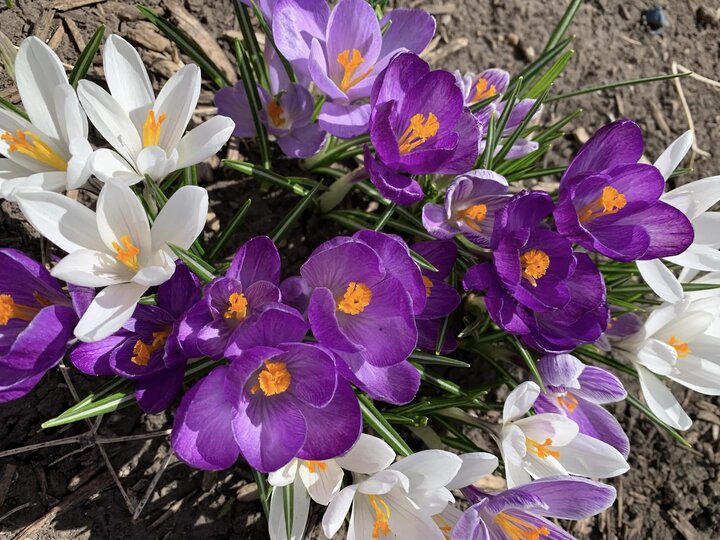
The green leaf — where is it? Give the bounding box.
[492,86,549,166]
[207,199,252,262]
[303,135,370,170]
[546,72,690,103]
[409,351,470,368]
[0,95,27,119]
[224,159,317,196]
[513,36,573,88]
[233,0,270,89]
[68,25,105,87]
[541,0,582,54]
[271,182,323,242]
[183,164,198,186]
[137,5,229,88]
[42,387,135,428]
[525,50,573,99]
[509,336,544,390]
[533,108,583,144]
[409,250,439,273]
[252,469,271,518]
[283,481,294,540]
[374,202,396,232]
[357,393,412,456]
[479,110,496,169]
[168,244,216,283]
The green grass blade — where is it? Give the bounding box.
[542,0,583,54]
[513,36,573,88]
[224,159,317,196]
[525,50,573,99]
[0,95,27,119]
[69,25,105,87]
[233,0,270,89]
[626,394,691,447]
[409,351,470,368]
[492,87,549,166]
[509,336,544,390]
[283,482,294,540]
[546,72,690,103]
[357,393,412,456]
[168,244,216,283]
[409,249,439,273]
[271,182,322,242]
[252,469,271,518]
[207,199,252,262]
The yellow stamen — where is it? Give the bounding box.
[0,294,40,325]
[526,437,560,459]
[304,460,327,474]
[472,78,497,103]
[422,275,434,298]
[337,49,374,93]
[112,235,140,272]
[668,336,691,359]
[459,203,488,232]
[432,515,453,540]
[142,110,167,148]
[1,130,67,171]
[130,329,170,366]
[368,495,391,539]
[224,292,249,321]
[337,282,372,315]
[267,99,287,128]
[578,186,627,224]
[520,249,550,287]
[251,360,292,396]
[494,512,550,540]
[397,113,440,155]
[557,391,578,413]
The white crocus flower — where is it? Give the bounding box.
[77,35,234,185]
[322,446,465,540]
[638,131,720,303]
[500,382,629,488]
[15,181,207,342]
[616,297,720,430]
[0,37,92,200]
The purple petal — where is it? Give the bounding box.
[272,0,330,78]
[422,203,458,240]
[337,355,420,405]
[576,365,627,403]
[228,236,281,287]
[377,9,435,61]
[283,342,337,407]
[0,366,47,403]
[215,83,257,138]
[537,353,585,388]
[371,52,429,109]
[135,365,184,413]
[177,301,214,358]
[435,109,480,175]
[68,283,94,318]
[510,476,617,520]
[452,503,489,540]
[157,262,201,320]
[226,304,310,356]
[419,279,461,319]
[307,287,364,353]
[632,202,695,260]
[412,240,458,279]
[0,248,65,300]
[70,335,123,376]
[277,123,327,158]
[279,276,311,314]
[318,102,370,139]
[416,318,457,354]
[364,146,424,205]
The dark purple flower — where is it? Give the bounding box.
[171,343,361,472]
[422,169,510,247]
[596,310,643,351]
[300,230,424,404]
[364,53,480,205]
[534,353,630,457]
[453,477,616,540]
[273,0,435,138]
[553,119,694,262]
[455,68,509,106]
[0,249,81,402]
[71,263,201,413]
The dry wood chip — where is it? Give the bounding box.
[425,3,456,15]
[697,409,720,426]
[63,17,86,51]
[126,21,172,53]
[163,0,237,84]
[34,9,57,41]
[237,482,259,502]
[668,509,701,540]
[48,24,66,50]
[51,0,107,11]
[648,99,671,136]
[423,37,468,64]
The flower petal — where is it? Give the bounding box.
[268,478,311,540]
[151,185,208,253]
[73,282,148,342]
[176,115,235,170]
[503,381,540,422]
[636,258,684,304]
[322,484,358,538]
[154,65,201,152]
[52,249,132,287]
[654,131,692,181]
[96,181,152,255]
[636,364,692,430]
[445,453,499,490]
[558,433,629,478]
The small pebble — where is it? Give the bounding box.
[642,6,669,32]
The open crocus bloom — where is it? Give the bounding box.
[15,181,208,342]
[273,0,435,138]
[452,476,616,540]
[617,297,720,430]
[500,381,629,487]
[0,37,92,200]
[77,35,234,185]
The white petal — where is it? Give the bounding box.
[0,178,27,201]
[514,413,578,447]
[176,115,235,170]
[500,426,530,488]
[103,35,154,132]
[66,138,93,190]
[15,36,67,141]
[636,259,684,304]
[51,249,131,287]
[136,146,178,181]
[268,459,299,487]
[666,243,720,273]
[268,478,311,540]
[15,189,105,252]
[0,157,30,181]
[384,491,446,540]
[24,170,68,193]
[655,311,714,343]
[635,339,677,375]
[664,175,720,221]
[90,148,143,186]
[335,433,396,474]
[654,131,692,181]
[524,452,567,481]
[74,282,148,342]
[347,498,372,540]
[154,64,201,152]
[131,260,176,287]
[503,381,540,423]
[445,453,498,490]
[669,354,720,395]
[322,484,358,539]
[357,470,408,496]
[644,301,687,338]
[690,213,720,247]
[77,80,143,164]
[151,185,208,253]
[636,364,692,430]
[558,433,629,478]
[53,83,88,146]
[389,450,462,494]
[96,181,152,256]
[298,459,344,505]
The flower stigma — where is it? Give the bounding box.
[224,292,249,321]
[251,360,292,396]
[368,495,391,539]
[472,78,497,103]
[557,392,578,413]
[112,235,140,272]
[337,282,372,315]
[1,130,67,171]
[578,186,627,223]
[267,99,287,128]
[422,276,434,298]
[494,512,550,540]
[520,249,550,287]
[337,49,374,93]
[398,113,439,155]
[305,460,327,474]
[668,336,691,359]
[432,515,453,540]
[131,329,170,366]
[459,203,488,231]
[142,110,167,147]
[526,437,560,459]
[0,294,40,325]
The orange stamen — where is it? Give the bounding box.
[250,360,292,396]
[459,203,488,232]
[494,512,550,540]
[422,276,434,298]
[131,329,170,366]
[142,110,167,147]
[397,113,440,155]
[1,130,67,171]
[668,336,691,359]
[578,186,627,223]
[305,460,327,474]
[520,249,550,287]
[337,49,374,93]
[0,294,40,325]
[472,78,497,103]
[526,437,560,459]
[337,282,372,315]
[369,495,391,539]
[112,235,140,272]
[224,292,249,321]
[267,99,287,128]
[557,391,578,413]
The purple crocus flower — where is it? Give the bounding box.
[171,342,361,472]
[463,191,609,353]
[422,169,510,247]
[273,0,435,138]
[300,230,424,404]
[553,119,694,262]
[412,240,461,353]
[534,354,630,457]
[364,53,481,205]
[179,236,300,359]
[596,310,643,352]
[452,477,616,540]
[0,249,82,402]
[71,263,200,413]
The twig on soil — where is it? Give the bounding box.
[50,0,107,11]
[149,490,196,528]
[671,61,711,169]
[132,450,175,521]
[0,502,33,525]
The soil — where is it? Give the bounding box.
[1,0,719,539]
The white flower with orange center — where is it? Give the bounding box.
[77,35,234,185]
[500,381,629,488]
[0,37,92,200]
[15,181,208,342]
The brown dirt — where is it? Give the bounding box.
[1,0,719,539]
